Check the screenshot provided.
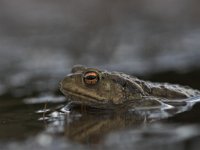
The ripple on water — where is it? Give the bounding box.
[23,95,66,104]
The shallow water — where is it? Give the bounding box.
[1,90,200,150]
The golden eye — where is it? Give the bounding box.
[83,71,99,85]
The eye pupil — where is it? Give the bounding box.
[83,71,99,85]
[85,75,96,80]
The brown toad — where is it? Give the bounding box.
[60,65,200,109]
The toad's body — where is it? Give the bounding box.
[60,65,200,109]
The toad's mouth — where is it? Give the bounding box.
[61,89,110,106]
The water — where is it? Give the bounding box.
[1,92,200,150]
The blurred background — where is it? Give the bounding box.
[1,0,200,97]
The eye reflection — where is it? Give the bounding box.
[83,71,99,85]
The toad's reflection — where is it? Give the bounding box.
[44,106,166,144]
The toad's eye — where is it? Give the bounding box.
[83,71,99,85]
